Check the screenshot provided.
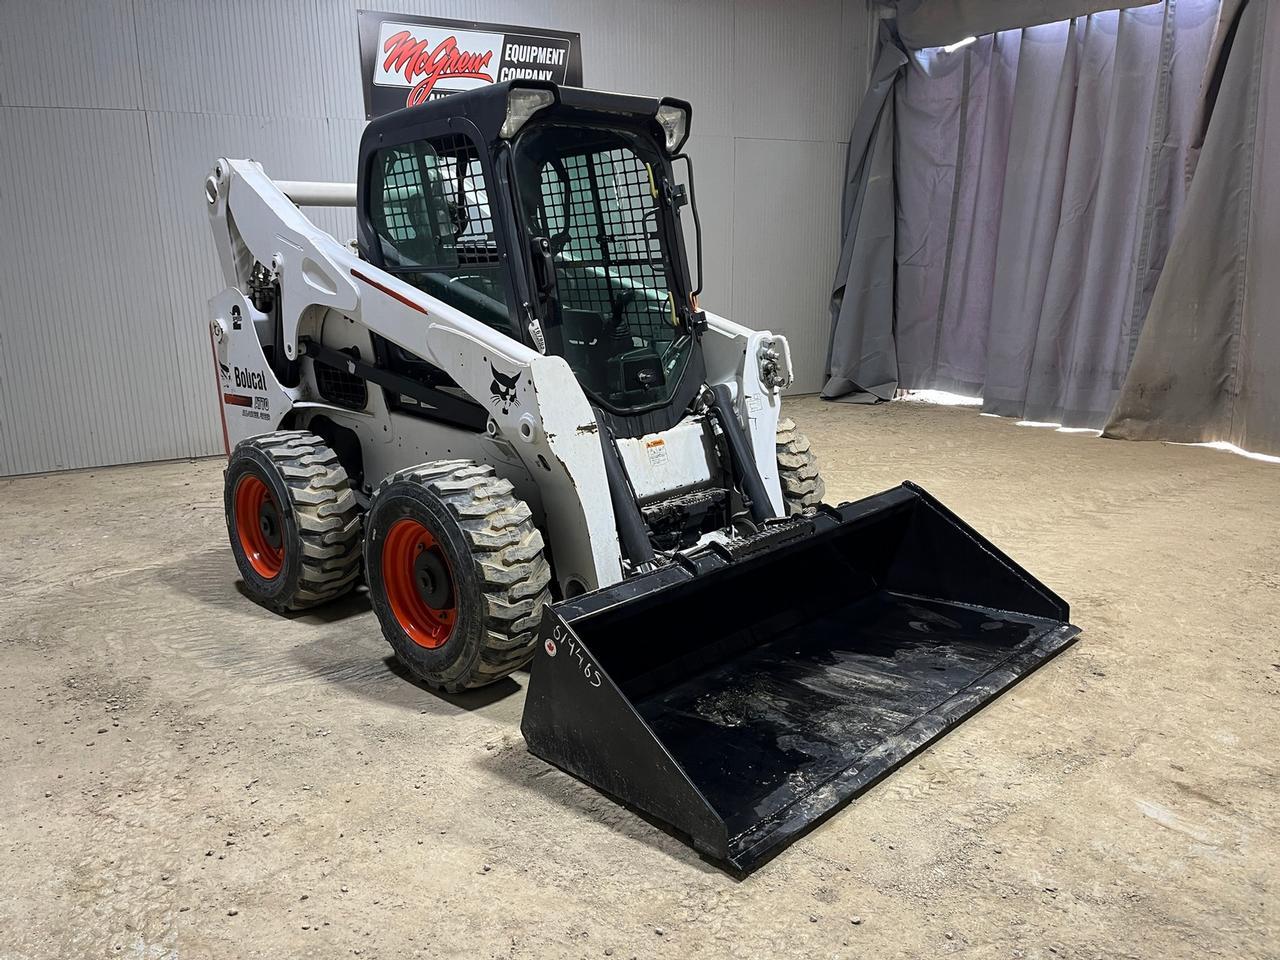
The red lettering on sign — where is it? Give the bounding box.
[381,31,494,106]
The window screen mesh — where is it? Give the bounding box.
[370,134,512,334]
[539,148,676,348]
[515,124,694,409]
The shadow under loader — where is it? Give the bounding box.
[521,482,1079,872]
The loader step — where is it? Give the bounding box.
[640,487,730,551]
[639,486,727,525]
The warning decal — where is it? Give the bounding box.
[645,438,669,467]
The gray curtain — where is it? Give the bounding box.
[891,0,1160,48]
[979,3,1216,425]
[1104,0,1280,454]
[828,1,1218,425]
[823,24,909,403]
[892,30,1021,398]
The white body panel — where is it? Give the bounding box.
[205,159,796,592]
[616,417,717,504]
[208,287,294,449]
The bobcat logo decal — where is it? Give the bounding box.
[489,364,521,415]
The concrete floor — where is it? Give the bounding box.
[1,397,1276,959]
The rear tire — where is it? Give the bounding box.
[364,461,552,693]
[224,431,363,612]
[776,418,826,515]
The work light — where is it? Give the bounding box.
[501,88,556,139]
[655,103,690,153]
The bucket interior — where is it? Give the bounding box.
[566,488,1074,858]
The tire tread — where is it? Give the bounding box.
[374,460,552,691]
[775,417,826,516]
[239,431,363,610]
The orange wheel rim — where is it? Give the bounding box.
[234,474,285,579]
[383,518,457,649]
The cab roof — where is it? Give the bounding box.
[361,80,692,152]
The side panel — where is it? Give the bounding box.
[208,288,293,448]
[207,159,625,593]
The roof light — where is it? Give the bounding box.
[655,103,690,153]
[501,88,555,139]
[943,35,977,53]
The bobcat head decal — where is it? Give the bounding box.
[489,364,521,416]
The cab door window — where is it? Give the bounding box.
[369,134,514,337]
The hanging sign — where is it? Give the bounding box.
[357,10,583,119]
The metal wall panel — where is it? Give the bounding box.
[333,0,589,35]
[0,107,187,475]
[731,138,846,394]
[0,0,142,110]
[682,134,736,315]
[579,0,737,138]
[733,0,860,142]
[0,0,873,476]
[135,0,365,120]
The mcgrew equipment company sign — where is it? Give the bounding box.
[356,11,583,119]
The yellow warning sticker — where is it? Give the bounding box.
[645,438,669,466]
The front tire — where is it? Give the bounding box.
[776,418,826,515]
[223,431,363,612]
[364,461,552,693]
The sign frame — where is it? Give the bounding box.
[357,10,583,120]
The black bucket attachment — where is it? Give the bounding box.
[521,482,1079,872]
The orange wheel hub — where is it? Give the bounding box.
[234,473,285,579]
[383,518,457,649]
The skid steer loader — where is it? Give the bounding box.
[205,81,1078,871]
